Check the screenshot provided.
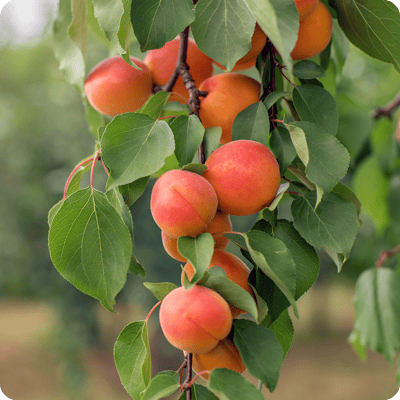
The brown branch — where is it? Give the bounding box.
[376,244,400,268]
[183,352,193,400]
[374,94,400,119]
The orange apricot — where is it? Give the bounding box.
[150,169,218,238]
[144,37,213,103]
[159,285,232,354]
[294,0,318,21]
[161,212,232,262]
[183,249,253,318]
[191,338,245,380]
[291,1,333,61]
[84,56,153,116]
[213,24,267,71]
[198,73,261,145]
[203,140,281,216]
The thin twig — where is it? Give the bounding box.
[376,244,400,268]
[374,94,400,119]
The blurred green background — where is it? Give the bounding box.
[1,1,400,399]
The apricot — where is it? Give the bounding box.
[159,285,232,354]
[161,212,232,262]
[203,140,281,216]
[183,249,253,318]
[84,56,153,116]
[291,1,333,61]
[144,37,213,103]
[150,169,218,238]
[294,0,318,21]
[191,338,245,380]
[213,24,267,71]
[198,73,261,144]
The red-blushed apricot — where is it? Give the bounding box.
[198,73,261,145]
[291,1,333,61]
[161,212,232,262]
[182,249,253,318]
[294,0,318,21]
[84,56,153,116]
[213,24,267,71]
[203,140,281,216]
[159,286,232,354]
[190,338,245,380]
[144,38,213,103]
[150,169,218,238]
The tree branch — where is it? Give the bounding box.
[376,244,400,268]
[184,352,193,400]
[374,94,400,119]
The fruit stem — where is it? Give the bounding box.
[181,369,210,390]
[63,156,95,199]
[145,301,162,323]
[376,244,400,268]
[90,149,101,192]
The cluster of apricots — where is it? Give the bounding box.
[150,140,281,378]
[84,0,332,130]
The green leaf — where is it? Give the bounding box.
[293,85,338,136]
[114,321,151,400]
[293,60,326,79]
[204,127,222,159]
[180,384,219,400]
[130,0,195,51]
[331,19,349,78]
[48,199,64,227]
[231,102,269,145]
[181,163,208,175]
[83,98,104,140]
[331,182,362,220]
[170,115,205,167]
[268,309,294,357]
[269,125,297,175]
[48,188,132,311]
[118,176,150,208]
[179,233,215,287]
[138,91,171,119]
[68,0,87,59]
[248,279,269,324]
[263,91,290,111]
[191,0,256,71]
[233,319,283,392]
[291,192,358,270]
[101,113,175,189]
[244,0,299,72]
[244,230,298,316]
[348,330,367,360]
[267,182,289,212]
[286,121,350,204]
[143,282,177,301]
[208,369,265,400]
[52,0,86,90]
[142,370,180,400]
[350,268,400,364]
[333,0,400,72]
[201,274,259,320]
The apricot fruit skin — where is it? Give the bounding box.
[203,140,281,216]
[150,169,218,238]
[213,24,267,71]
[198,73,260,145]
[159,286,232,354]
[291,1,333,61]
[294,0,318,21]
[84,56,153,116]
[161,212,232,262]
[144,38,213,103]
[191,338,245,380]
[183,249,253,318]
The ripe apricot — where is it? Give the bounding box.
[198,73,260,144]
[159,285,232,354]
[213,24,267,71]
[150,169,218,238]
[161,212,232,262]
[84,56,153,116]
[294,0,318,21]
[203,140,281,216]
[191,338,245,380]
[144,38,213,103]
[183,249,253,318]
[291,1,333,61]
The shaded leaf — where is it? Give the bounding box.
[293,60,326,79]
[141,371,180,400]
[143,282,177,301]
[138,91,171,119]
[119,176,150,208]
[267,309,294,357]
[263,91,290,111]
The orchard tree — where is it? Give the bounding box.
[48,0,400,398]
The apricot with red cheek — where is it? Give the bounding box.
[203,140,281,216]
[159,286,232,354]
[150,169,218,238]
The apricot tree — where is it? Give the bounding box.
[48,0,400,398]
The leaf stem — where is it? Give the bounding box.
[376,244,400,268]
[63,156,95,199]
[145,301,161,323]
[181,369,210,389]
[90,150,101,192]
